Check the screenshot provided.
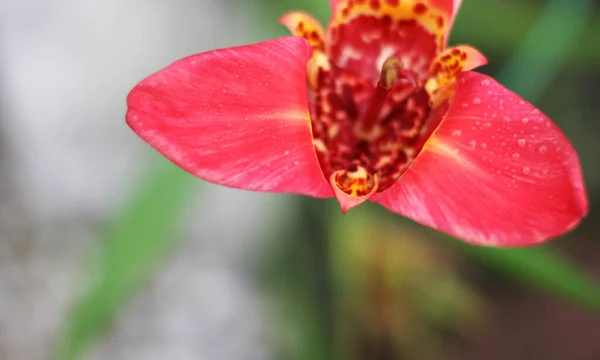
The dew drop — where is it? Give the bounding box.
[483,122,491,128]
[512,153,520,160]
[522,117,529,124]
[461,102,469,108]
[481,142,487,149]
[539,145,547,154]
[519,100,525,105]
[294,160,300,166]
[452,130,462,136]
[284,151,289,155]
[522,167,530,174]
[472,97,481,104]
[481,79,490,86]
[502,116,510,122]
[469,140,477,147]
[531,109,540,115]
[517,139,527,148]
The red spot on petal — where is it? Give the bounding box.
[436,15,444,29]
[370,0,381,10]
[413,3,428,15]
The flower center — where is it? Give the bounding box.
[310,58,432,196]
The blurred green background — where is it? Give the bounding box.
[0,0,599,359]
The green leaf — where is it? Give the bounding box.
[450,242,600,311]
[496,0,594,101]
[55,159,196,360]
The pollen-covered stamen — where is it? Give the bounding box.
[358,58,419,134]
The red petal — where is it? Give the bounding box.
[427,45,487,107]
[330,171,378,213]
[279,12,326,51]
[371,72,588,246]
[428,0,462,42]
[325,0,451,83]
[329,0,339,11]
[126,37,332,198]
[429,45,487,88]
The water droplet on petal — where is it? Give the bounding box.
[502,116,510,122]
[481,142,487,149]
[512,153,520,160]
[532,109,540,115]
[472,97,481,105]
[481,79,490,86]
[522,117,529,124]
[517,139,527,148]
[522,167,530,174]
[469,140,477,147]
[539,145,547,154]
[284,151,289,155]
[452,130,462,136]
[483,122,491,128]
[461,102,469,108]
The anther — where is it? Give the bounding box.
[358,58,419,134]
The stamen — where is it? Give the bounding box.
[358,58,419,133]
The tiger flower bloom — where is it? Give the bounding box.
[126,0,587,246]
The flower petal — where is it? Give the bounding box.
[126,37,332,198]
[428,0,463,42]
[428,45,487,88]
[330,170,379,213]
[371,71,588,246]
[329,0,339,12]
[326,0,452,83]
[279,12,326,51]
[425,45,487,107]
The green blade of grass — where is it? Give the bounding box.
[496,0,594,101]
[55,159,197,360]
[451,242,600,311]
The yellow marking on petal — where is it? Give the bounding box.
[279,11,326,51]
[334,165,376,197]
[426,45,486,106]
[428,45,487,92]
[423,136,477,171]
[307,51,331,90]
[329,0,450,51]
[259,110,312,125]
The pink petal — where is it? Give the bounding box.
[279,11,325,51]
[330,171,378,213]
[329,0,338,11]
[371,71,588,246]
[126,37,332,198]
[325,0,450,83]
[427,0,462,43]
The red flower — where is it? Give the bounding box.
[126,0,587,246]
